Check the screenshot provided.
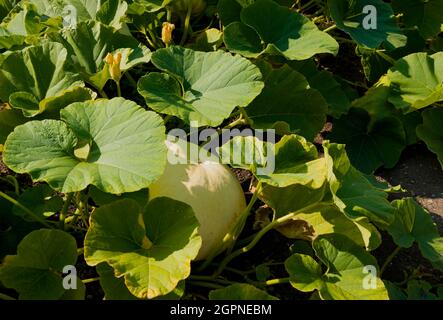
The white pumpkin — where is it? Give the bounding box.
[149,139,246,260]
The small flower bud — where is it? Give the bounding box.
[162,22,175,46]
[104,52,122,82]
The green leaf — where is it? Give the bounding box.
[89,186,148,207]
[392,0,443,39]
[388,198,443,271]
[356,30,426,82]
[84,198,201,299]
[188,28,223,52]
[218,0,252,26]
[0,108,27,147]
[138,46,264,127]
[55,21,151,90]
[0,197,40,260]
[290,204,381,250]
[329,80,406,173]
[416,107,443,169]
[260,183,327,218]
[0,27,26,49]
[406,280,439,300]
[224,0,338,60]
[0,0,16,21]
[245,63,328,140]
[209,283,278,300]
[31,0,128,29]
[285,254,324,292]
[96,263,185,300]
[218,135,327,189]
[286,234,388,300]
[0,42,93,117]
[130,0,171,13]
[2,3,47,36]
[323,142,396,226]
[3,98,167,194]
[329,107,406,174]
[255,264,272,282]
[289,60,351,118]
[328,0,406,48]
[0,229,79,300]
[13,184,63,221]
[387,52,443,111]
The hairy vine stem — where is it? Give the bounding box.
[0,191,52,228]
[380,246,402,276]
[59,193,74,230]
[179,4,193,46]
[213,202,325,277]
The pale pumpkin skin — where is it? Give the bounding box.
[149,140,246,260]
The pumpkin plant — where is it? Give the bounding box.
[0,0,442,301]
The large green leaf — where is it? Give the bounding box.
[0,197,40,260]
[84,198,201,299]
[324,142,395,226]
[96,263,185,300]
[0,42,93,117]
[289,60,351,118]
[0,26,26,49]
[0,0,16,21]
[245,63,328,140]
[356,30,427,82]
[328,0,406,48]
[218,0,253,26]
[0,229,81,300]
[0,2,52,37]
[0,108,27,147]
[3,98,167,194]
[13,184,63,221]
[223,0,338,60]
[416,108,443,169]
[55,21,151,90]
[388,198,443,271]
[329,80,406,173]
[285,204,381,250]
[392,0,443,39]
[218,135,327,189]
[209,283,278,300]
[31,0,128,29]
[259,182,327,218]
[286,234,388,300]
[138,46,264,127]
[387,52,443,111]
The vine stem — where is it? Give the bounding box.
[82,277,100,284]
[298,0,317,11]
[179,4,193,46]
[98,89,109,99]
[264,277,290,286]
[376,50,396,65]
[380,246,401,275]
[213,202,324,277]
[59,193,74,230]
[125,72,138,88]
[0,292,16,300]
[323,24,337,33]
[0,191,52,228]
[188,275,236,286]
[188,281,224,290]
[116,80,122,97]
